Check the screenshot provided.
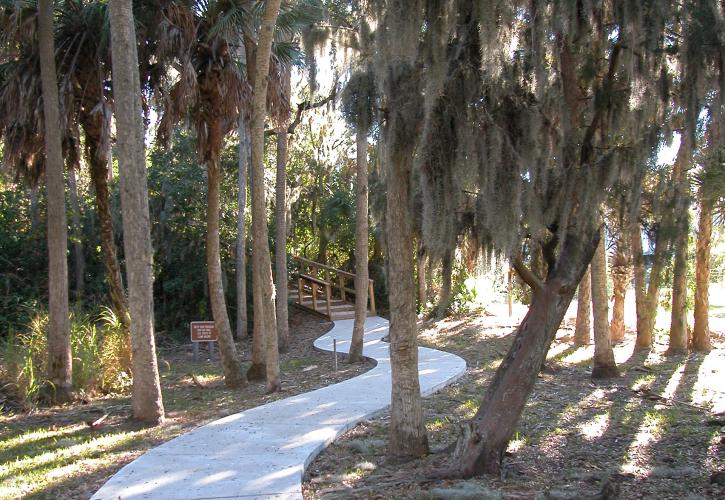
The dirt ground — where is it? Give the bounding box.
[0,308,373,499]
[303,308,725,499]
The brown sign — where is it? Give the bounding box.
[190,321,218,342]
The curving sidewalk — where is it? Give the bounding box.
[92,316,467,499]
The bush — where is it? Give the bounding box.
[0,307,132,405]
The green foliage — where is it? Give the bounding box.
[0,307,131,404]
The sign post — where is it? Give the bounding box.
[191,321,218,361]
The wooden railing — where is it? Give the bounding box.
[291,255,376,317]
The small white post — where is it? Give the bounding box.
[333,338,338,372]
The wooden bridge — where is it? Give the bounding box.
[289,255,375,321]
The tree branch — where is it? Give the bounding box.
[264,82,338,137]
[513,257,543,292]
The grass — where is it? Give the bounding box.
[0,309,373,499]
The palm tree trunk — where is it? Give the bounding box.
[67,165,85,300]
[109,0,165,422]
[207,155,246,389]
[668,143,691,355]
[250,0,283,393]
[82,118,129,331]
[609,231,630,343]
[349,127,369,363]
[38,0,72,403]
[591,232,618,378]
[692,196,712,352]
[574,266,591,346]
[275,123,290,351]
[236,116,250,339]
[385,146,428,459]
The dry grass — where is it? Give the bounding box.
[303,308,725,499]
[0,309,373,499]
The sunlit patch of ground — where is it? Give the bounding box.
[0,309,374,499]
[303,301,725,499]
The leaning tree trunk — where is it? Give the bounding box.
[574,266,592,346]
[236,116,250,339]
[591,233,618,379]
[668,144,691,355]
[207,153,246,389]
[452,227,600,476]
[250,0,283,393]
[436,249,453,319]
[692,196,712,352]
[609,230,631,343]
[81,113,130,331]
[39,0,72,403]
[274,72,291,352]
[349,127,369,363]
[109,0,165,422]
[67,165,85,300]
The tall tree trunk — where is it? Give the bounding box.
[692,196,712,352]
[236,116,250,339]
[207,153,246,389]
[630,219,646,341]
[349,127,369,363]
[668,142,691,355]
[437,249,453,319]
[453,228,599,476]
[39,0,72,403]
[609,230,630,343]
[274,71,291,352]
[250,0,283,393]
[109,0,165,422]
[417,240,426,312]
[574,266,592,346]
[67,165,85,300]
[386,150,428,459]
[591,233,618,378]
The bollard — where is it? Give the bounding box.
[333,338,338,372]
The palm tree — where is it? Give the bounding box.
[591,228,618,379]
[1,1,130,330]
[109,0,165,423]
[38,0,72,403]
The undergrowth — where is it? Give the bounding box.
[0,307,131,405]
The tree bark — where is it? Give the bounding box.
[109,0,165,423]
[692,196,712,352]
[274,73,291,352]
[591,232,618,379]
[236,116,250,339]
[574,266,592,346]
[609,230,630,343]
[250,0,283,393]
[67,165,85,300]
[453,229,599,476]
[207,153,246,388]
[349,127,369,363]
[668,141,691,355]
[39,0,72,403]
[436,249,453,319]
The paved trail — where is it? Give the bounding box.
[92,317,467,499]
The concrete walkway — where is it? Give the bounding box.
[92,316,467,499]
